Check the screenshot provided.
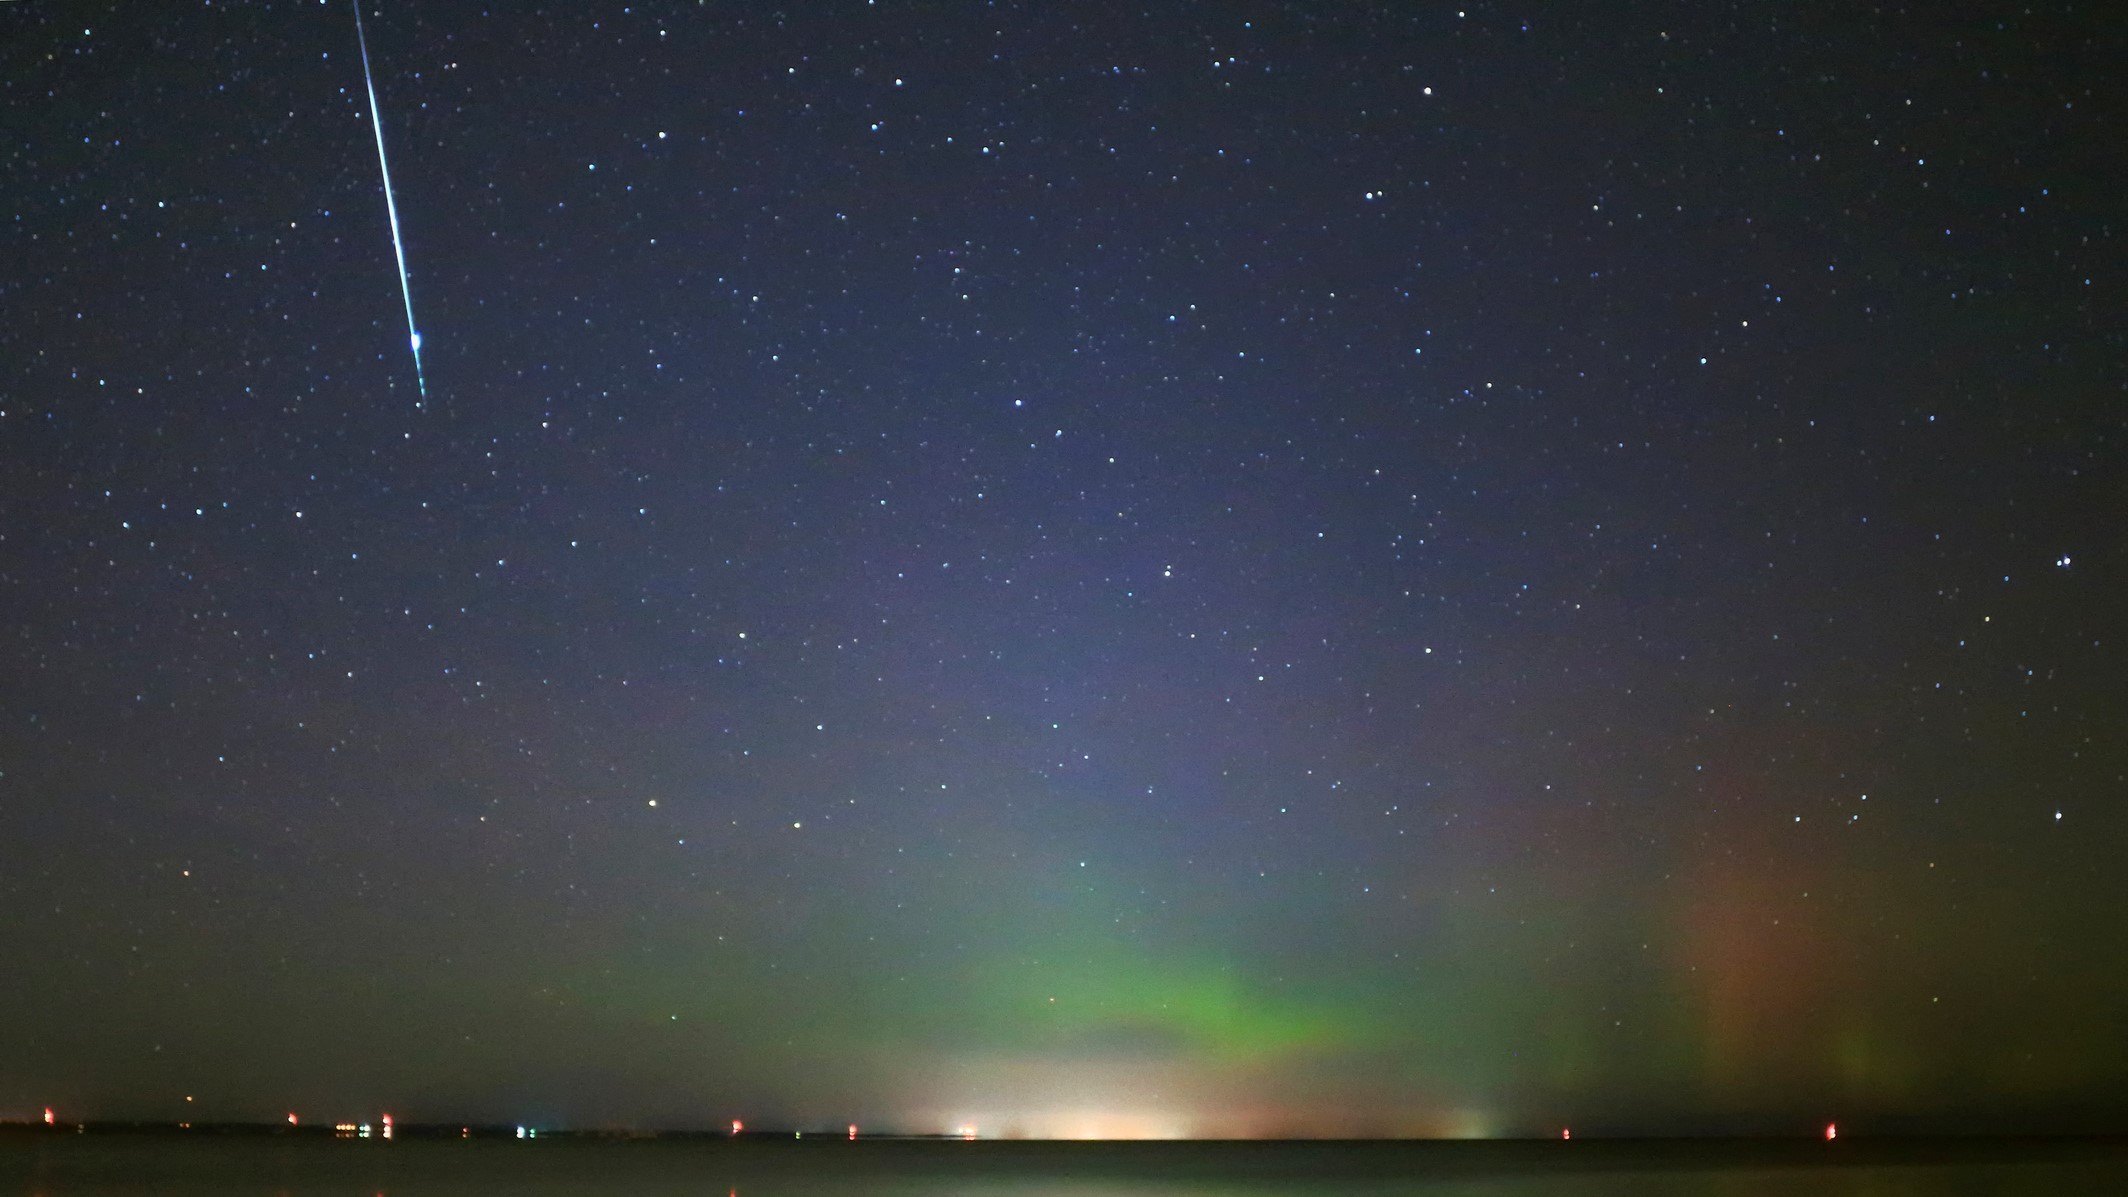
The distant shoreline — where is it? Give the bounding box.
[6,1123,2127,1173]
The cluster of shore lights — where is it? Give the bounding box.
[331,1115,392,1139]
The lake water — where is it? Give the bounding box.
[7,1135,2127,1195]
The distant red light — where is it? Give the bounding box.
[44,1108,54,1126]
[731,1120,744,1136]
[1825,1122,1838,1141]
[1562,1128,1571,1140]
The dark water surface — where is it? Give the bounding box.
[7,1136,2127,1195]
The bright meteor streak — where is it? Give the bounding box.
[351,0,425,402]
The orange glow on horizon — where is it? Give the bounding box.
[44,1108,54,1126]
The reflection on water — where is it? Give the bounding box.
[6,1136,2126,1196]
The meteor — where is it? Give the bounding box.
[351,0,425,402]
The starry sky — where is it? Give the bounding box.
[4,0,2125,1139]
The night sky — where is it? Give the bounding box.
[4,0,2125,1139]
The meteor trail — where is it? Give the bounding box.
[351,0,425,402]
